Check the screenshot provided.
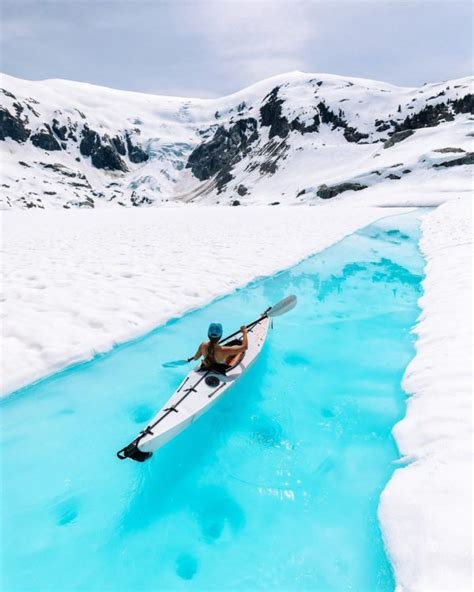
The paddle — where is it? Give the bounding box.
[161,295,297,368]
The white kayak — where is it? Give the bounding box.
[117,295,296,462]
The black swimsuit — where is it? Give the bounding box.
[200,339,243,374]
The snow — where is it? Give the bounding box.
[379,196,473,592]
[0,204,405,396]
[1,71,472,208]
[1,68,472,591]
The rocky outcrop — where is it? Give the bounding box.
[126,133,149,163]
[317,101,368,143]
[80,126,127,172]
[433,147,465,153]
[0,107,30,142]
[79,126,101,157]
[433,153,473,168]
[112,136,126,156]
[30,129,61,151]
[383,130,414,149]
[260,87,290,139]
[186,118,258,181]
[91,145,128,172]
[394,96,473,134]
[52,119,68,142]
[317,182,368,199]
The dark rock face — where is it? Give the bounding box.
[112,136,126,156]
[231,200,240,206]
[383,130,414,149]
[126,134,149,163]
[260,87,290,139]
[91,145,128,172]
[386,173,401,180]
[0,108,30,142]
[291,114,320,134]
[186,118,258,181]
[131,192,153,206]
[317,182,368,199]
[30,130,61,151]
[237,184,248,196]
[80,126,101,157]
[392,96,473,133]
[433,147,465,153]
[80,126,127,171]
[52,119,68,141]
[451,94,474,115]
[433,153,474,168]
[317,101,368,143]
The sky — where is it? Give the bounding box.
[1,0,472,97]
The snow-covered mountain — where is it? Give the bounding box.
[0,71,472,209]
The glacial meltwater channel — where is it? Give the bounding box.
[1,213,425,592]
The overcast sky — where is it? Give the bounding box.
[1,0,472,97]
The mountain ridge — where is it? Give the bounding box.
[1,71,472,209]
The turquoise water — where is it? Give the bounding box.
[0,213,424,592]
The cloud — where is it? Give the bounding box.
[186,0,315,85]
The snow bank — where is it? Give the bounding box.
[380,196,473,592]
[0,205,403,396]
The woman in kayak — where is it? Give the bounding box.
[190,322,248,372]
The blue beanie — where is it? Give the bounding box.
[208,322,223,340]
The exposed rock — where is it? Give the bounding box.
[186,118,258,181]
[343,126,369,143]
[317,182,368,199]
[0,108,31,142]
[131,192,153,206]
[80,126,101,156]
[317,101,368,143]
[112,136,126,156]
[450,94,474,115]
[216,170,233,193]
[40,162,77,178]
[394,99,463,132]
[296,189,306,197]
[291,114,320,134]
[231,200,240,206]
[260,87,290,139]
[80,126,127,171]
[126,133,149,163]
[91,145,128,172]
[52,119,68,141]
[270,201,280,205]
[237,184,248,196]
[259,159,278,174]
[1,88,16,100]
[433,147,465,153]
[30,130,61,151]
[433,153,473,168]
[18,161,31,167]
[386,173,401,180]
[383,130,414,149]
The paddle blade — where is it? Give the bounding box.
[162,359,189,368]
[267,294,297,317]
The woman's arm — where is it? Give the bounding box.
[220,326,248,355]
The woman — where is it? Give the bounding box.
[190,322,248,372]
